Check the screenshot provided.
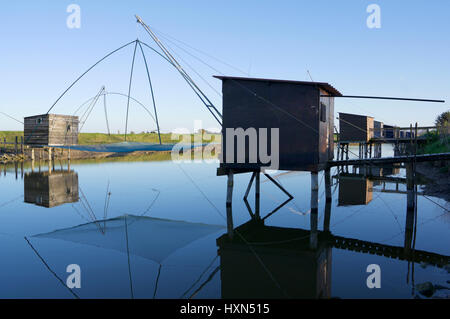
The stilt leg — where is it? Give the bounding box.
[255,171,260,220]
[226,170,234,239]
[404,163,416,254]
[310,171,319,250]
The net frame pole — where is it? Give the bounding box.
[137,41,162,145]
[124,41,139,142]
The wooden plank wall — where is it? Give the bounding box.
[48,114,79,146]
[24,115,50,145]
[24,114,79,146]
[339,113,374,142]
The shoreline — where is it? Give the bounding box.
[0,144,220,164]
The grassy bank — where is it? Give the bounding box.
[419,132,450,155]
[0,131,221,145]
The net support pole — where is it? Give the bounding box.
[47,40,138,115]
[226,170,234,239]
[137,41,162,145]
[124,41,139,142]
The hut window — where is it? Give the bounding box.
[36,118,43,124]
[320,102,327,122]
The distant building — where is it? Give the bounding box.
[374,121,384,138]
[384,125,395,139]
[24,114,79,146]
[339,112,374,143]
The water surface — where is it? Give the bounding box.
[0,145,448,299]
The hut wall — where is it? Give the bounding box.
[24,115,50,145]
[220,79,324,171]
[339,113,374,142]
[48,114,79,146]
[374,121,384,138]
[319,90,335,163]
[384,125,395,139]
[24,114,79,146]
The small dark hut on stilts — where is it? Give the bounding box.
[214,76,341,236]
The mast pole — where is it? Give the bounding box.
[135,15,222,125]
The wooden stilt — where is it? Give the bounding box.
[406,163,415,213]
[337,143,341,160]
[405,163,416,253]
[255,171,261,220]
[226,170,234,239]
[323,196,331,232]
[325,168,332,203]
[310,171,319,250]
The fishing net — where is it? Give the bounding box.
[54,142,203,153]
[33,214,224,264]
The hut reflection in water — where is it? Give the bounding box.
[24,169,79,208]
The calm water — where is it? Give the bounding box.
[0,145,448,299]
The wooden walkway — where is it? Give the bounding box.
[220,222,449,268]
[329,152,450,167]
[331,233,448,268]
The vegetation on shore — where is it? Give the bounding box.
[418,111,450,155]
[419,133,450,155]
[0,131,221,145]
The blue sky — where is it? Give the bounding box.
[0,0,449,133]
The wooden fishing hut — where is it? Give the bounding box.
[338,112,381,159]
[214,76,340,229]
[24,114,79,146]
[338,112,374,143]
[216,76,340,173]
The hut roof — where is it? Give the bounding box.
[214,75,342,97]
[338,112,374,119]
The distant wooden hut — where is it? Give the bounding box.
[24,114,79,146]
[24,170,79,208]
[214,76,341,172]
[373,121,384,138]
[338,113,374,143]
[384,125,395,139]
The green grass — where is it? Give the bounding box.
[0,131,23,141]
[419,132,450,154]
[0,131,221,145]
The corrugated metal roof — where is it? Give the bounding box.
[213,75,342,97]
